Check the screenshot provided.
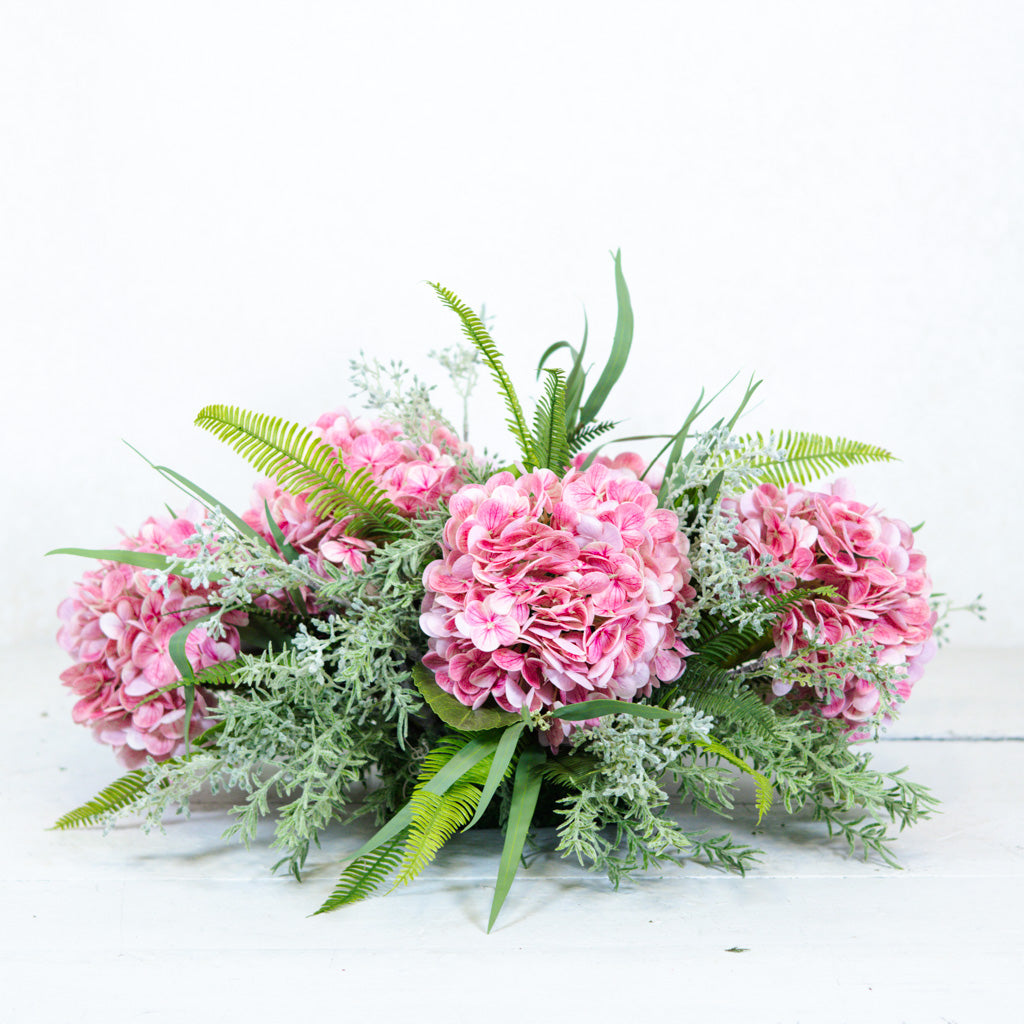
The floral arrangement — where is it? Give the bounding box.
[52,254,959,931]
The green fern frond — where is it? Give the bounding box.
[693,589,831,668]
[394,782,482,886]
[532,369,571,471]
[315,831,406,910]
[194,405,408,541]
[52,770,151,830]
[676,679,779,741]
[538,754,600,789]
[429,283,538,468]
[566,419,618,456]
[729,430,897,487]
[417,734,478,782]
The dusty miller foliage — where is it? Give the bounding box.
[663,424,790,639]
[118,506,450,879]
[553,704,762,884]
[713,708,939,867]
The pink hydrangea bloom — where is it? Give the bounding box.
[572,450,664,492]
[244,411,469,582]
[57,509,246,768]
[722,479,937,732]
[420,463,695,750]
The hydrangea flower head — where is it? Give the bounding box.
[420,463,695,749]
[244,410,469,575]
[57,509,245,767]
[723,479,936,732]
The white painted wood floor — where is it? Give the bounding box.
[2,644,1021,1024]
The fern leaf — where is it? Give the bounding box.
[729,430,897,488]
[532,369,571,471]
[318,831,406,908]
[538,754,600,788]
[675,678,779,741]
[566,419,618,457]
[194,405,408,540]
[393,782,482,886]
[429,283,539,468]
[52,770,151,830]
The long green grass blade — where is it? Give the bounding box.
[463,723,524,831]
[487,746,546,932]
[123,442,271,548]
[578,250,633,427]
[45,548,176,571]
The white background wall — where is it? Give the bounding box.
[2,1,1020,647]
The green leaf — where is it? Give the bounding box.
[51,747,209,830]
[463,723,525,831]
[564,313,589,431]
[566,418,618,457]
[51,769,150,830]
[724,430,898,488]
[393,782,482,886]
[429,282,539,468]
[123,442,273,550]
[45,548,177,571]
[531,368,571,471]
[313,735,499,915]
[315,831,407,907]
[167,613,222,757]
[263,499,300,563]
[412,663,521,731]
[537,317,590,433]
[696,738,773,823]
[578,249,633,427]
[487,746,546,932]
[194,405,409,541]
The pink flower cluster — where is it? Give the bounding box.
[723,479,936,731]
[57,510,245,768]
[572,451,664,492]
[420,463,695,749]
[244,411,469,576]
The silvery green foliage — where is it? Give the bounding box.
[931,592,986,647]
[148,507,337,634]
[207,512,451,877]
[431,338,481,441]
[347,352,450,443]
[764,626,908,734]
[116,508,450,877]
[663,426,787,639]
[213,616,429,879]
[716,708,940,867]
[555,703,759,883]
